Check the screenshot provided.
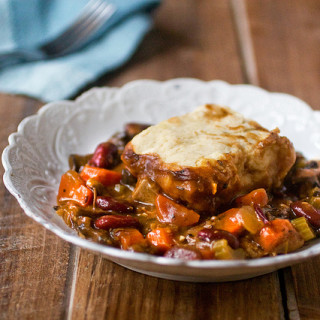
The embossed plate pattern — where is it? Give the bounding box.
[3,79,320,282]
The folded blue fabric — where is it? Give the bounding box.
[0,0,160,102]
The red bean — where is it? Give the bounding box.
[290,201,320,228]
[125,123,150,140]
[94,215,140,230]
[198,228,240,249]
[254,204,269,224]
[89,142,118,169]
[164,246,201,260]
[96,196,134,213]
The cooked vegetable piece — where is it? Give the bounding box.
[164,246,201,260]
[235,206,264,234]
[291,217,316,241]
[114,228,146,250]
[235,188,268,207]
[198,228,240,249]
[88,142,119,168]
[214,206,264,236]
[232,248,246,260]
[125,123,150,140]
[57,170,93,207]
[86,178,104,194]
[120,169,137,187]
[132,178,158,205]
[94,215,140,230]
[147,227,174,252]
[198,248,215,260]
[155,194,200,227]
[80,165,121,187]
[256,219,304,253]
[310,196,320,210]
[290,201,320,228]
[96,196,134,213]
[212,239,234,260]
[69,154,92,172]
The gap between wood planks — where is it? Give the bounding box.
[229,1,299,319]
[229,0,259,86]
[62,1,299,319]
[63,246,80,320]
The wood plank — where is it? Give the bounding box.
[247,0,320,110]
[247,0,320,318]
[291,258,320,319]
[0,94,75,319]
[71,251,283,320]
[82,0,244,89]
[69,1,285,319]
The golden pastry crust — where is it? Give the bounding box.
[122,105,296,213]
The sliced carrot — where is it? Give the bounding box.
[57,170,93,207]
[214,206,264,236]
[214,208,244,235]
[80,165,121,187]
[199,248,215,260]
[256,219,304,253]
[235,188,268,207]
[155,194,200,227]
[114,228,146,250]
[147,227,174,252]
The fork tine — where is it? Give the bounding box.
[57,4,115,55]
[42,0,114,56]
[0,0,116,66]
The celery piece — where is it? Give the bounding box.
[212,239,234,260]
[310,196,320,210]
[291,217,316,241]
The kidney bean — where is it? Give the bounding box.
[254,204,269,224]
[290,201,320,228]
[96,196,134,213]
[198,228,240,249]
[164,246,201,260]
[125,123,150,140]
[94,215,140,230]
[89,142,118,169]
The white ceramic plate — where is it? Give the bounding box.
[3,79,320,282]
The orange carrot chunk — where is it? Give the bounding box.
[215,206,264,236]
[256,219,304,253]
[57,170,93,207]
[155,194,200,227]
[80,164,121,187]
[235,188,268,207]
[114,228,146,250]
[147,227,174,252]
[214,208,244,235]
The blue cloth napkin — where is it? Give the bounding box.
[0,0,160,102]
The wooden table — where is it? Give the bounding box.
[1,1,320,319]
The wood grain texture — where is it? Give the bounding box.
[2,0,320,319]
[70,251,284,320]
[0,94,74,319]
[86,0,243,89]
[247,0,320,318]
[247,0,320,109]
[69,1,284,319]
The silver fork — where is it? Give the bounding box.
[0,0,116,67]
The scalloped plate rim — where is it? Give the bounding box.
[2,78,320,278]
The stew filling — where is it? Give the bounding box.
[55,123,320,260]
